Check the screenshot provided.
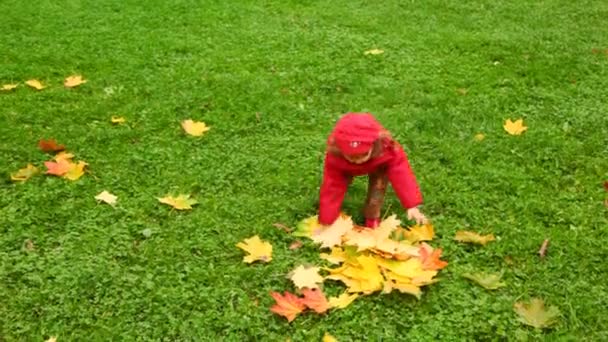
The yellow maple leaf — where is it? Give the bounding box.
[328,292,358,309]
[45,337,57,342]
[111,116,126,124]
[514,298,560,329]
[294,215,323,237]
[312,215,353,249]
[64,75,87,88]
[404,224,434,243]
[236,235,272,263]
[1,83,18,91]
[63,161,87,180]
[323,333,339,342]
[157,194,198,210]
[54,152,74,162]
[289,265,324,289]
[25,79,45,90]
[364,49,384,55]
[320,247,348,264]
[504,118,527,135]
[474,133,486,141]
[343,215,400,251]
[181,119,210,136]
[95,190,117,206]
[454,231,496,245]
[383,281,422,298]
[11,163,39,182]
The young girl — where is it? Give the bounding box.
[319,112,428,228]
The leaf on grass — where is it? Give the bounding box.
[236,235,272,263]
[603,181,608,192]
[514,298,560,329]
[44,159,72,176]
[328,292,358,309]
[26,79,45,90]
[11,164,39,182]
[95,190,117,205]
[2,83,18,91]
[54,152,74,161]
[64,161,87,181]
[64,75,87,88]
[45,337,57,342]
[312,215,353,249]
[404,224,434,243]
[181,119,210,136]
[273,222,292,233]
[288,241,302,250]
[504,118,528,135]
[111,116,126,124]
[294,215,323,237]
[474,133,486,141]
[158,194,198,210]
[320,247,348,264]
[538,239,549,258]
[454,231,495,245]
[270,291,306,322]
[289,265,324,289]
[38,139,65,152]
[300,288,330,313]
[364,49,384,55]
[462,272,506,290]
[323,333,338,342]
[419,243,448,270]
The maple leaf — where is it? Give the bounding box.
[95,190,117,206]
[288,241,302,250]
[54,151,74,162]
[289,265,324,289]
[454,231,496,245]
[328,292,358,309]
[328,255,384,294]
[236,235,272,263]
[1,83,18,91]
[45,159,72,176]
[504,118,528,135]
[38,139,65,152]
[312,215,353,249]
[181,119,210,136]
[45,337,57,342]
[323,333,338,342]
[11,164,39,182]
[111,116,126,124]
[364,49,384,55]
[383,281,422,298]
[294,215,323,237]
[404,224,434,243]
[474,133,485,141]
[419,243,448,270]
[300,288,330,313]
[514,298,560,329]
[320,247,348,264]
[64,75,87,88]
[462,272,506,290]
[25,79,45,90]
[343,215,399,251]
[270,291,305,322]
[64,161,87,181]
[158,194,198,210]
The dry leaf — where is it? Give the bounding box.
[538,239,549,258]
[323,333,338,342]
[2,83,18,91]
[312,215,353,248]
[603,181,608,192]
[64,161,87,181]
[289,241,303,250]
[26,79,45,90]
[294,215,323,237]
[111,116,126,124]
[328,292,358,309]
[236,235,272,263]
[404,224,434,243]
[158,194,198,210]
[456,88,468,95]
[38,139,65,152]
[64,75,87,88]
[270,291,306,322]
[54,152,74,162]
[454,231,496,245]
[11,164,39,182]
[504,118,528,135]
[462,272,506,290]
[181,119,210,136]
[45,337,57,342]
[364,49,384,55]
[474,133,485,141]
[289,265,324,289]
[514,298,560,329]
[300,288,330,313]
[95,190,117,206]
[419,243,448,270]
[44,159,72,176]
[273,222,292,233]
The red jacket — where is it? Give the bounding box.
[318,135,423,225]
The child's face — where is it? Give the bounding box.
[344,149,373,164]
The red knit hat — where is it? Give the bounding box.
[332,113,382,156]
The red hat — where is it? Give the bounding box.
[332,113,382,156]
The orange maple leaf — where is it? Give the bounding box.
[301,288,330,314]
[269,291,306,322]
[419,243,448,270]
[38,139,65,153]
[44,159,72,176]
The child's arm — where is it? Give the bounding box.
[385,144,427,223]
[319,154,349,225]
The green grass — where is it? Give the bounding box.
[1,0,607,340]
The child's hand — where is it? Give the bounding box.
[407,207,428,225]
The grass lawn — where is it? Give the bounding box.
[1,0,607,340]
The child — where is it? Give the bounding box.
[319,112,428,228]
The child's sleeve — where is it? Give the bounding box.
[319,154,349,225]
[386,144,423,209]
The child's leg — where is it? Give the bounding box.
[363,168,388,227]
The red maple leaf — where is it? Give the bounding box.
[269,291,306,322]
[419,243,448,270]
[38,139,65,153]
[300,288,329,314]
[44,159,71,176]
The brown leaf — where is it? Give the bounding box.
[272,223,292,233]
[38,139,65,152]
[603,181,608,192]
[538,239,549,258]
[289,241,303,250]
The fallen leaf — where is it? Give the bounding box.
[514,298,560,329]
[320,247,348,264]
[504,118,528,135]
[270,291,306,322]
[323,333,338,342]
[111,116,126,124]
[26,79,45,90]
[236,235,272,263]
[364,49,384,55]
[95,190,117,205]
[273,222,292,233]
[289,265,324,289]
[64,161,87,181]
[294,215,323,237]
[419,243,448,270]
[23,239,35,251]
[181,119,210,136]
[300,288,330,313]
[603,181,608,192]
[142,228,153,238]
[158,194,198,210]
[54,152,74,162]
[328,292,358,309]
[289,241,303,250]
[64,75,87,88]
[38,139,65,152]
[2,83,18,91]
[404,224,434,243]
[11,164,39,182]
[454,231,496,246]
[312,215,353,248]
[462,272,506,290]
[538,239,549,258]
[474,133,486,141]
[456,88,468,95]
[44,159,72,176]
[45,337,57,342]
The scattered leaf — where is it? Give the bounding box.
[323,333,338,342]
[270,291,306,322]
[289,265,324,289]
[504,118,528,135]
[54,152,74,162]
[236,235,272,263]
[456,88,468,95]
[158,194,198,210]
[364,49,384,55]
[38,139,65,152]
[2,83,18,91]
[273,222,292,233]
[142,228,153,238]
[514,298,560,329]
[419,243,448,270]
[300,288,330,313]
[44,159,72,176]
[181,119,210,136]
[454,231,496,245]
[64,75,87,88]
[462,272,506,290]
[64,161,87,181]
[404,224,434,243]
[474,133,486,141]
[45,337,57,342]
[312,215,353,248]
[95,190,117,206]
[26,79,45,90]
[11,164,39,182]
[328,292,358,309]
[111,116,126,124]
[539,239,549,258]
[289,241,303,250]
